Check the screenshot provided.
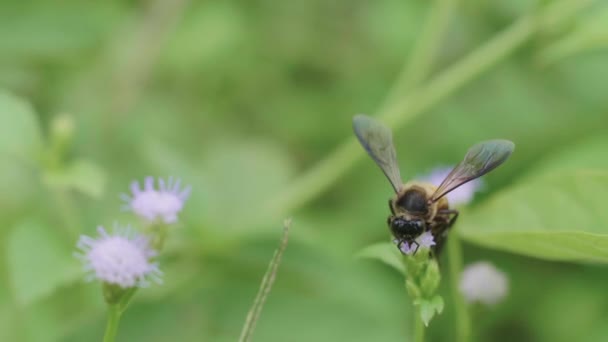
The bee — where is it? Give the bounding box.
[353,114,514,254]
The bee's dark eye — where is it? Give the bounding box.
[399,189,428,213]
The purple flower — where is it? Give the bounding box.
[122,176,191,224]
[418,166,482,206]
[459,261,508,305]
[397,231,436,255]
[75,226,161,288]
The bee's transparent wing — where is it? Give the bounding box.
[353,114,403,193]
[430,139,514,203]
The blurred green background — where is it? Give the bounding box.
[1,0,608,341]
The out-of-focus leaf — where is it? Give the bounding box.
[7,220,81,307]
[0,91,42,161]
[23,284,104,342]
[521,134,608,179]
[460,170,608,263]
[356,242,405,275]
[42,159,107,198]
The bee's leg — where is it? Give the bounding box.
[411,240,420,255]
[438,209,459,227]
[433,209,459,258]
[395,239,404,252]
[388,199,395,215]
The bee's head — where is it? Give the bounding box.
[390,217,425,239]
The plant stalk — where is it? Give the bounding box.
[103,305,122,342]
[447,232,471,342]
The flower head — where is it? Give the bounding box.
[418,166,482,206]
[459,261,508,306]
[122,176,191,224]
[75,226,161,288]
[396,231,436,255]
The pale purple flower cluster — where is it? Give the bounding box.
[395,231,436,255]
[76,176,190,288]
[75,226,161,288]
[418,166,482,206]
[121,176,191,224]
[459,261,508,305]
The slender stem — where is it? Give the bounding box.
[447,232,471,342]
[414,312,426,342]
[238,220,291,342]
[262,0,590,221]
[103,0,190,135]
[381,0,457,108]
[103,305,122,342]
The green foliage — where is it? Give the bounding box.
[0,0,607,341]
[460,136,608,263]
[7,220,80,307]
[416,295,444,327]
[42,159,107,198]
[357,242,406,275]
[0,91,42,161]
[461,170,608,262]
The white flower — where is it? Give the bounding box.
[122,176,191,224]
[418,166,482,206]
[459,261,508,306]
[396,231,436,255]
[75,226,161,288]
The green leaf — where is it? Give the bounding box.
[519,135,608,180]
[7,220,81,307]
[0,91,42,161]
[42,159,107,198]
[356,242,405,275]
[416,295,444,327]
[460,170,608,263]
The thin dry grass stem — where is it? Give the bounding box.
[238,219,291,342]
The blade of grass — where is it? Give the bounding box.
[238,219,291,342]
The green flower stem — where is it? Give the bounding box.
[382,0,458,106]
[103,305,122,342]
[151,224,169,251]
[447,232,471,342]
[414,312,425,342]
[262,0,592,221]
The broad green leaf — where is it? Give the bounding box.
[460,170,608,263]
[356,242,405,275]
[0,91,42,161]
[7,220,81,307]
[42,159,107,198]
[519,134,608,180]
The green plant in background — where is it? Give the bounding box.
[1,0,608,340]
